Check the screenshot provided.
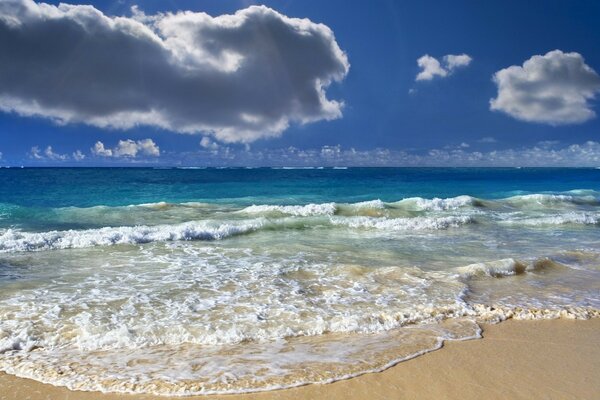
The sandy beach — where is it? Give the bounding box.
[1,318,598,400]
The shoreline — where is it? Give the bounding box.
[1,318,599,400]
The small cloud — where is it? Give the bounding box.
[72,150,86,161]
[44,145,68,160]
[92,139,160,158]
[200,137,220,151]
[443,54,472,71]
[114,139,160,157]
[477,136,497,144]
[416,55,447,81]
[29,146,43,159]
[92,141,113,157]
[459,142,470,148]
[490,50,600,125]
[320,145,342,158]
[29,145,68,161]
[416,53,472,82]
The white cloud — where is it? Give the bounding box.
[416,55,447,81]
[92,141,113,157]
[29,145,68,160]
[443,54,472,70]
[92,139,160,158]
[72,150,85,161]
[173,141,600,167]
[200,137,220,151]
[416,53,472,81]
[490,50,600,125]
[0,1,349,143]
[44,145,68,160]
[29,146,43,160]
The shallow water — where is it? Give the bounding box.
[0,168,599,395]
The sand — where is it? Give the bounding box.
[1,318,599,400]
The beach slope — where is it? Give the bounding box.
[1,318,599,400]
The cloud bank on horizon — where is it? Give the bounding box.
[20,138,600,167]
[0,0,349,143]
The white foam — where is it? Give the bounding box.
[472,304,600,324]
[346,199,386,209]
[504,193,598,207]
[331,215,472,231]
[239,203,337,217]
[393,195,475,211]
[454,258,528,278]
[0,220,264,252]
[501,212,600,226]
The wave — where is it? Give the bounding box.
[239,203,337,217]
[500,212,600,226]
[504,193,599,207]
[454,257,564,278]
[239,200,386,217]
[0,220,264,252]
[1,190,598,222]
[392,195,477,211]
[0,190,599,252]
[330,215,473,231]
[0,214,476,253]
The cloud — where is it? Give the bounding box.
[0,1,349,143]
[44,145,68,160]
[443,54,472,70]
[200,136,220,151]
[29,145,68,160]
[416,53,472,81]
[92,139,160,158]
[29,146,43,160]
[92,142,113,157]
[416,55,447,81]
[171,141,600,167]
[72,150,85,161]
[490,50,600,125]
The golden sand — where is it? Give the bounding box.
[1,318,599,400]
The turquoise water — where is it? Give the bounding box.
[0,168,599,394]
[1,167,599,207]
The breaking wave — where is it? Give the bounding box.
[1,190,599,253]
[0,220,264,252]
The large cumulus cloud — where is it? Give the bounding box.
[490,50,600,125]
[0,0,349,142]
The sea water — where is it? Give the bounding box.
[0,168,598,394]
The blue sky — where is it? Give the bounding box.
[1,0,600,166]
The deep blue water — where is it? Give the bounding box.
[1,167,599,208]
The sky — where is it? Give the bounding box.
[1,0,600,166]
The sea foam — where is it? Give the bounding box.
[0,220,264,252]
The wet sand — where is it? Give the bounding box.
[1,318,599,400]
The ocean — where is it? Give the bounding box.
[0,167,599,395]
